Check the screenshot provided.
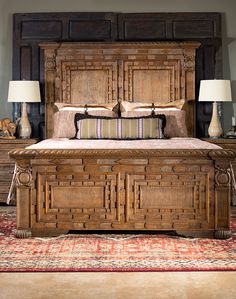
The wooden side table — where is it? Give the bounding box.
[0,139,37,204]
[201,138,236,150]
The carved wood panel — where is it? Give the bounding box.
[126,166,213,230]
[60,60,118,104]
[34,170,121,229]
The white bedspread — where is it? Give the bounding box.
[27,138,221,150]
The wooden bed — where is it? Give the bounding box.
[9,42,234,238]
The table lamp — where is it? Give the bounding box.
[198,80,232,138]
[7,81,41,138]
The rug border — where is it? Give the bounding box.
[1,267,236,272]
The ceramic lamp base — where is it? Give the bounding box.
[19,102,31,139]
[208,102,223,138]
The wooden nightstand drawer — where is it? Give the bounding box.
[0,139,37,203]
[0,165,14,180]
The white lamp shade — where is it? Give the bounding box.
[198,80,232,102]
[7,81,41,103]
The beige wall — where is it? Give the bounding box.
[0,0,236,131]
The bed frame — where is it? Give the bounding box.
[9,42,234,238]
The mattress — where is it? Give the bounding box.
[27,138,221,150]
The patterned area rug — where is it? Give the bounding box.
[1,207,236,272]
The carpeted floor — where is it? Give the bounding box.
[0,207,236,272]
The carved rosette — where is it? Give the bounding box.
[44,50,56,71]
[44,49,57,105]
[208,150,235,186]
[183,54,195,71]
[15,165,33,187]
[215,165,231,186]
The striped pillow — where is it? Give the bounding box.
[75,114,166,139]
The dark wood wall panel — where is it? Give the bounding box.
[195,41,222,137]
[69,20,113,40]
[21,21,63,39]
[13,12,222,139]
[20,46,32,79]
[122,20,166,40]
[203,46,216,78]
[118,13,221,40]
[173,21,214,38]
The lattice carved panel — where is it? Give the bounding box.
[122,59,181,102]
[126,169,213,230]
[33,171,121,230]
[58,60,118,104]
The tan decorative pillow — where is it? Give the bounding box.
[53,103,119,138]
[120,99,186,112]
[75,113,166,139]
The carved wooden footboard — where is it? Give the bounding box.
[9,148,234,238]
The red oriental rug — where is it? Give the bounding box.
[1,207,236,272]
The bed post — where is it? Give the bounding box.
[43,44,59,139]
[209,150,235,239]
[14,161,33,238]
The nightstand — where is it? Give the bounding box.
[201,138,236,150]
[0,139,37,203]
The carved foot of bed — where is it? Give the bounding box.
[14,229,32,238]
[31,229,69,237]
[15,229,70,238]
[214,230,232,239]
[176,230,214,238]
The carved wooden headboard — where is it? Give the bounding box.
[41,42,200,138]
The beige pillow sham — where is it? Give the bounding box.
[120,99,186,112]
